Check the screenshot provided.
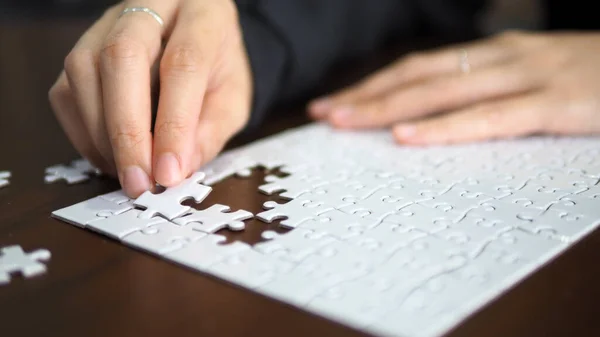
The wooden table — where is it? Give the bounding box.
[0,17,598,337]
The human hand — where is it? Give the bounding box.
[308,31,600,145]
[49,0,252,197]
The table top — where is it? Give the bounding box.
[0,18,598,337]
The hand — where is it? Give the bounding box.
[49,0,252,197]
[308,31,600,145]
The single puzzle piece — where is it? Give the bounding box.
[44,164,90,184]
[122,221,208,256]
[0,170,11,188]
[134,172,212,220]
[253,229,336,262]
[479,228,567,261]
[256,198,334,228]
[297,209,381,240]
[505,182,572,211]
[166,234,251,271]
[51,196,134,227]
[552,187,600,218]
[199,149,257,185]
[434,215,513,257]
[465,199,541,229]
[72,158,101,176]
[0,245,51,285]
[257,241,373,306]
[99,190,131,204]
[419,186,493,219]
[87,209,168,239]
[382,203,456,233]
[340,188,416,221]
[173,204,253,233]
[517,207,600,242]
[258,173,329,199]
[206,248,294,289]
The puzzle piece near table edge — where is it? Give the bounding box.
[0,170,11,188]
[133,172,212,220]
[0,245,51,285]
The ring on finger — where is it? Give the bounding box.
[458,48,471,74]
[119,7,164,27]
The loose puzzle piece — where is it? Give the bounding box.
[0,171,10,189]
[44,159,99,184]
[0,245,51,285]
[134,172,212,220]
[51,196,134,228]
[173,204,253,233]
[87,209,168,239]
[122,221,208,256]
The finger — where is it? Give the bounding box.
[48,72,110,172]
[192,71,252,172]
[392,92,547,145]
[309,34,518,118]
[153,0,238,186]
[100,1,178,197]
[328,60,541,129]
[64,5,121,174]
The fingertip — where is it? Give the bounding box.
[393,124,422,144]
[328,105,355,128]
[307,98,332,119]
[154,152,183,187]
[121,165,152,198]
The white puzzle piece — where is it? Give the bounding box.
[0,171,11,189]
[134,172,212,220]
[51,196,134,227]
[44,159,99,184]
[173,204,253,233]
[122,221,208,256]
[165,234,251,271]
[87,209,168,239]
[0,245,51,285]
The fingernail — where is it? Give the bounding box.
[309,98,332,117]
[155,152,181,186]
[332,105,354,121]
[122,166,151,197]
[395,124,417,138]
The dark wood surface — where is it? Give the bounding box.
[0,17,598,337]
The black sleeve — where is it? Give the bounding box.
[236,0,484,130]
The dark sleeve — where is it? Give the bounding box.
[236,0,484,130]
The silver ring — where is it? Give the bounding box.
[459,48,471,74]
[120,7,164,27]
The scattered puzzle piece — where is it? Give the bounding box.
[0,171,11,189]
[0,245,51,285]
[44,159,99,184]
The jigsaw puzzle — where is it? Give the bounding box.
[0,245,51,285]
[51,123,600,337]
[0,171,10,189]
